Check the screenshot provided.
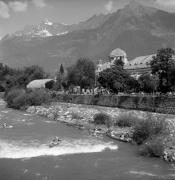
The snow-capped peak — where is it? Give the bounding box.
[44,18,53,26]
[57,31,69,36]
[36,29,53,37]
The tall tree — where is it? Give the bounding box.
[150,48,175,93]
[67,58,95,89]
[59,64,64,75]
[138,73,159,93]
[98,59,134,93]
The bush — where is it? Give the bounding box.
[139,138,164,157]
[45,80,55,90]
[5,88,26,108]
[133,114,167,145]
[5,88,51,110]
[12,93,27,110]
[71,112,83,120]
[115,113,141,127]
[93,113,112,125]
[26,89,51,106]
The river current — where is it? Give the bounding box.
[0,99,174,180]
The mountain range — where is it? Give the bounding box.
[0,1,175,72]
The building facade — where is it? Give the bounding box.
[96,48,128,75]
[96,48,154,79]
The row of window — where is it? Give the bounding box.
[128,62,150,66]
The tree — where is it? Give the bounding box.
[168,66,175,91]
[67,58,95,89]
[138,73,159,93]
[59,64,64,75]
[150,48,175,93]
[54,64,65,91]
[98,59,133,93]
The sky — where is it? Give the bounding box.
[0,0,175,38]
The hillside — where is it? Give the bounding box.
[0,1,175,72]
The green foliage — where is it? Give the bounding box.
[45,80,55,89]
[67,58,95,89]
[98,61,137,93]
[5,88,51,109]
[71,112,83,120]
[0,63,48,91]
[150,48,175,93]
[60,64,64,75]
[138,73,159,93]
[26,89,51,106]
[133,115,167,145]
[115,113,141,127]
[139,138,164,157]
[5,88,26,109]
[93,113,112,125]
[20,65,48,87]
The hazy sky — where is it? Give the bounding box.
[0,0,175,37]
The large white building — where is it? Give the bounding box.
[96,48,175,79]
[96,48,128,75]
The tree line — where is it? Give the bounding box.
[63,48,175,94]
[0,47,175,94]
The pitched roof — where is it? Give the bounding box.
[27,79,54,89]
[125,54,155,69]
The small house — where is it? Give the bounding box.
[26,79,54,89]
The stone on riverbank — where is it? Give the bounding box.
[26,102,175,163]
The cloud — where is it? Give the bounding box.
[155,0,175,7]
[9,1,28,12]
[0,1,10,18]
[105,1,113,12]
[32,0,46,8]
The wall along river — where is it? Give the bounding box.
[0,99,174,180]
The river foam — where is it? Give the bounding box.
[0,139,118,159]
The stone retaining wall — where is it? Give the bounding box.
[51,93,175,114]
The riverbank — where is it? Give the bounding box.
[26,102,175,163]
[51,93,175,115]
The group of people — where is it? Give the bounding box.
[65,86,110,95]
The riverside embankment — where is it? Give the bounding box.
[52,93,175,114]
[0,98,175,179]
[26,101,175,163]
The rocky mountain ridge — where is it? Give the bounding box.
[1,1,175,72]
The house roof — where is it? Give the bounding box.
[125,54,155,69]
[26,79,54,89]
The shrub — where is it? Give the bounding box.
[5,88,26,108]
[133,114,167,145]
[12,93,27,110]
[115,113,141,127]
[45,80,55,90]
[139,138,164,157]
[71,112,83,120]
[93,113,112,125]
[5,88,51,110]
[26,89,51,106]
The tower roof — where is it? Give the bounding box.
[110,48,127,57]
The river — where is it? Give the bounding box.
[0,99,174,180]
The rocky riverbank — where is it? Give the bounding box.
[26,102,175,163]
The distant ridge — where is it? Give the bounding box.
[1,1,175,72]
